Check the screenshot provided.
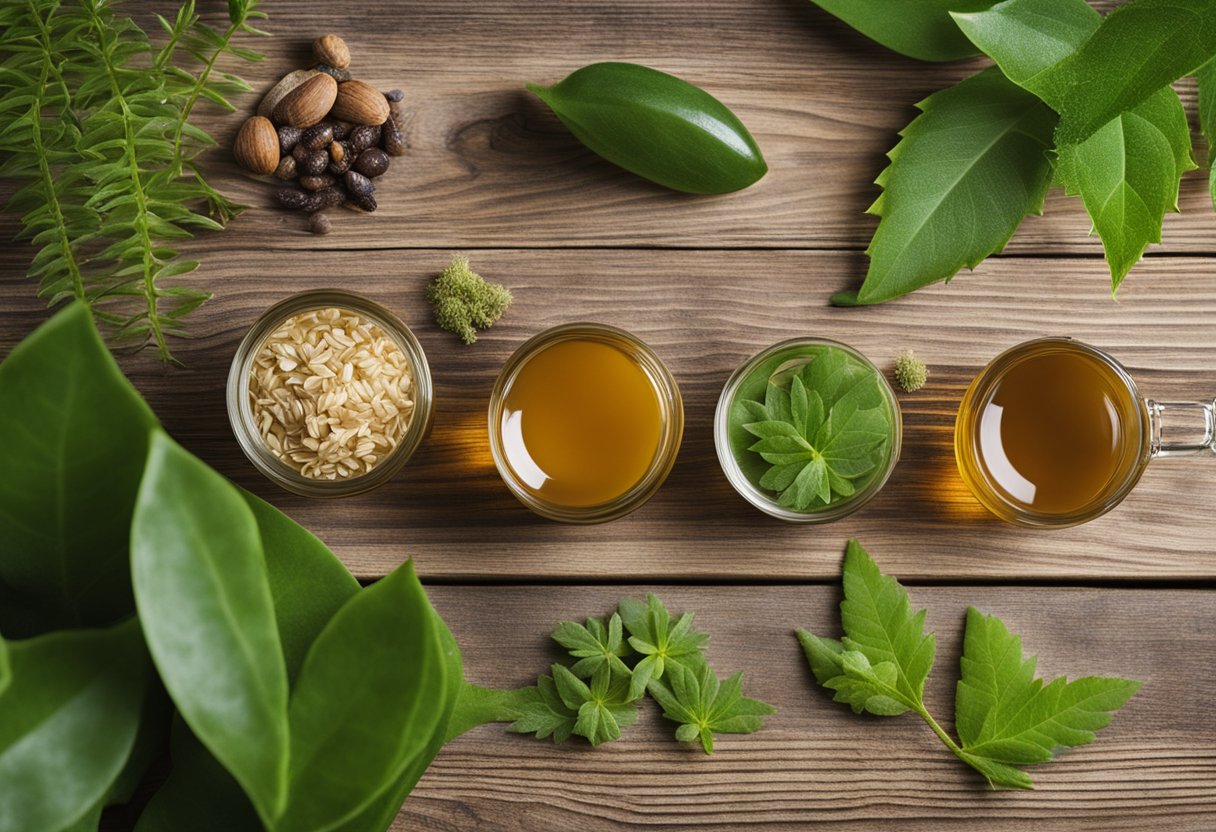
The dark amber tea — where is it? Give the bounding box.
[955,339,1149,524]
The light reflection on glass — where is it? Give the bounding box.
[500,408,549,490]
[979,403,1037,506]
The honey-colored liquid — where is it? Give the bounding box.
[958,342,1145,518]
[500,338,662,507]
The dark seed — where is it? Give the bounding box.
[348,124,381,153]
[330,120,353,141]
[277,125,302,154]
[299,173,337,191]
[382,105,407,156]
[314,63,352,83]
[353,147,390,178]
[309,213,332,235]
[328,157,351,175]
[274,156,298,180]
[344,170,375,198]
[292,143,311,163]
[301,150,329,176]
[314,187,346,209]
[348,192,377,213]
[384,88,404,103]
[300,123,334,151]
[275,187,319,212]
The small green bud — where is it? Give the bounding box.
[894,350,927,393]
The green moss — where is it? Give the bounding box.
[425,256,512,344]
[893,350,928,393]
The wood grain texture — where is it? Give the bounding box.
[3,248,1212,582]
[401,584,1216,830]
[3,0,1213,259]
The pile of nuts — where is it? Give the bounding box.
[232,34,406,234]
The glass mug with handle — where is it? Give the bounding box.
[955,337,1214,527]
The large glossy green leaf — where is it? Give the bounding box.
[955,608,1141,788]
[957,0,1196,290]
[807,0,994,62]
[1032,0,1216,145]
[136,491,363,832]
[1199,59,1216,209]
[0,619,150,832]
[0,634,9,696]
[131,432,289,827]
[838,68,1056,305]
[276,561,451,832]
[527,62,766,194]
[0,302,156,633]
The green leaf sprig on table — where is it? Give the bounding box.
[448,594,777,754]
[0,0,267,362]
[817,0,1216,304]
[797,540,1140,789]
[738,348,892,511]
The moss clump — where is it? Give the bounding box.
[893,350,928,393]
[425,256,512,344]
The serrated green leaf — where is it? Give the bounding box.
[506,676,580,743]
[806,0,995,62]
[619,594,709,700]
[955,607,1140,787]
[855,67,1056,304]
[552,613,632,679]
[649,661,775,755]
[796,630,909,716]
[1031,0,1216,145]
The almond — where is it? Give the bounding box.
[233,116,280,175]
[329,80,390,126]
[273,73,338,129]
[257,69,319,120]
[313,34,351,70]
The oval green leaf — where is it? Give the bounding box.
[0,303,156,634]
[527,62,765,194]
[808,0,994,63]
[0,619,149,832]
[131,432,289,827]
[275,560,451,831]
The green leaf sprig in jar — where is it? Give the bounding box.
[715,338,901,522]
[227,290,433,497]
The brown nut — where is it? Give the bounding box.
[353,147,389,178]
[347,192,377,213]
[292,143,311,164]
[274,156,298,180]
[347,124,381,153]
[330,80,390,126]
[330,120,353,141]
[258,69,319,120]
[277,125,302,154]
[328,157,351,176]
[313,34,351,70]
[384,89,404,103]
[343,170,375,198]
[329,141,348,164]
[275,187,319,212]
[381,107,407,157]
[300,150,329,176]
[300,123,334,151]
[272,73,338,129]
[299,173,337,191]
[309,213,332,235]
[233,115,279,175]
[314,187,346,210]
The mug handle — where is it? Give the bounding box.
[1146,399,1216,458]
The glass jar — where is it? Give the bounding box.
[714,337,902,522]
[226,290,433,498]
[488,323,684,523]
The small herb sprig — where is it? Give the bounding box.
[451,594,776,754]
[738,350,891,511]
[797,540,1140,789]
[0,0,268,362]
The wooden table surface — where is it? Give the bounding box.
[2,0,1214,829]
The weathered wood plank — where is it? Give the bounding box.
[3,248,1212,582]
[4,0,1213,257]
[401,584,1216,830]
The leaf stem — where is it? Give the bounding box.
[915,702,965,758]
[169,15,246,175]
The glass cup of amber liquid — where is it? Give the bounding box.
[955,337,1214,527]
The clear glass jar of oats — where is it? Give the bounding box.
[226,290,433,497]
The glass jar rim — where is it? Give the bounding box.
[226,289,433,498]
[955,336,1149,528]
[713,336,903,523]
[487,322,684,524]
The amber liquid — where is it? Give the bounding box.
[958,342,1145,519]
[500,337,662,507]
